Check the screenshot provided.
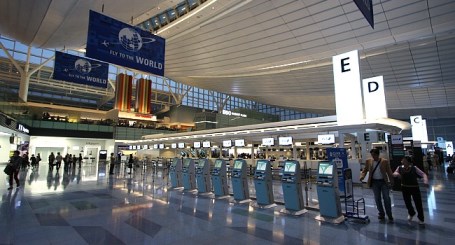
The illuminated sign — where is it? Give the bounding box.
[222,110,247,118]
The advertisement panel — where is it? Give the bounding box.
[53,51,108,88]
[326,148,348,193]
[86,10,165,76]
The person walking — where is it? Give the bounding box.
[7,150,22,190]
[393,156,428,225]
[48,152,55,171]
[109,153,115,175]
[56,152,63,171]
[360,148,395,223]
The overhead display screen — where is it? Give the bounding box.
[202,141,211,148]
[171,143,177,149]
[159,144,165,149]
[193,142,201,148]
[178,142,185,149]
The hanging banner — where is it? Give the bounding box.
[53,51,108,88]
[86,10,165,76]
[353,0,374,29]
[326,148,348,193]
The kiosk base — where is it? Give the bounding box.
[280,208,308,216]
[315,215,345,224]
[197,192,214,197]
[215,195,231,200]
[251,202,277,209]
[183,189,198,194]
[231,199,252,204]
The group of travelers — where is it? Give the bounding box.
[361,148,429,226]
[47,152,83,172]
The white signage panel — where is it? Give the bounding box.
[202,141,211,148]
[193,142,201,148]
[318,134,335,144]
[262,138,274,146]
[171,143,177,149]
[278,136,293,146]
[333,50,364,125]
[222,140,232,148]
[363,76,387,120]
[178,142,185,149]
[234,139,245,147]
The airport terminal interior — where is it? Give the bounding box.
[1,0,455,244]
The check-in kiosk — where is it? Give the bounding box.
[281,160,305,213]
[231,159,250,202]
[315,161,343,223]
[253,160,274,206]
[170,157,183,188]
[195,159,211,193]
[182,158,196,190]
[211,159,229,197]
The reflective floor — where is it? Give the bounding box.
[1,162,454,244]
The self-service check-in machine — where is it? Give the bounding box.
[231,159,250,202]
[170,157,183,188]
[211,159,229,197]
[280,160,306,215]
[182,158,197,190]
[315,161,343,224]
[195,158,211,193]
[253,160,275,207]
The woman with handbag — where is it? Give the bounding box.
[6,150,22,190]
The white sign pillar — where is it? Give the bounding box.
[333,50,364,126]
[362,76,388,119]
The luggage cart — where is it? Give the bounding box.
[343,169,369,223]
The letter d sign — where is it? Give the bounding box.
[363,76,387,119]
[368,81,379,93]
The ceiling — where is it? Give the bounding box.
[1,0,455,120]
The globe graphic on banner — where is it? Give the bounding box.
[74,59,92,74]
[119,28,143,52]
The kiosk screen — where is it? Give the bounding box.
[256,161,267,171]
[284,162,296,173]
[214,160,222,168]
[318,162,333,175]
[184,159,191,167]
[198,160,205,167]
[233,160,243,169]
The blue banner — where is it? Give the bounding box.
[326,148,349,193]
[86,10,165,76]
[53,51,108,88]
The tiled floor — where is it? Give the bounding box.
[1,162,454,244]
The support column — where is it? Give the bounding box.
[18,46,32,102]
[306,140,310,160]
